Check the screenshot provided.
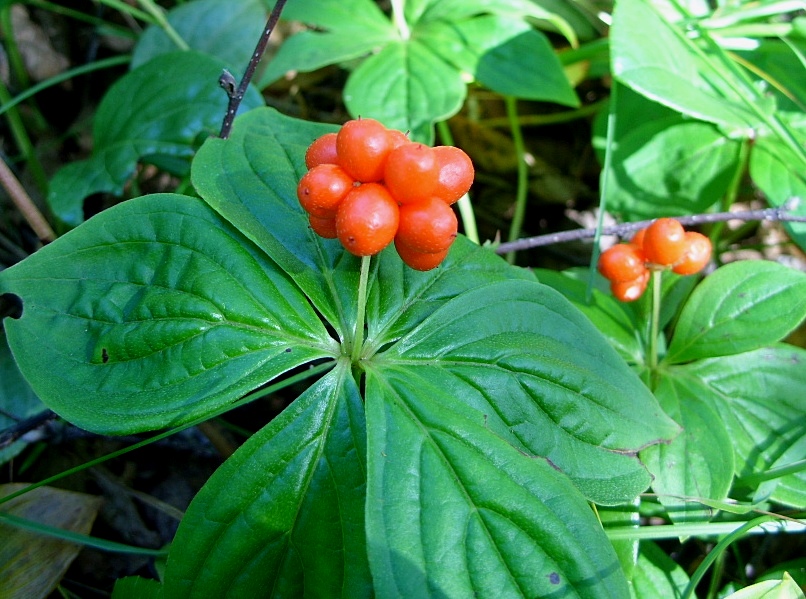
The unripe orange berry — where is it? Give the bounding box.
[394,239,449,271]
[297,164,355,218]
[432,145,474,205]
[597,243,648,283]
[643,218,686,266]
[336,118,393,182]
[336,183,399,256]
[305,132,339,169]
[611,271,650,302]
[396,197,458,254]
[672,231,712,275]
[383,142,439,204]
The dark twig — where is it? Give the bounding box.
[495,201,806,254]
[0,410,57,449]
[219,0,289,139]
[0,157,56,244]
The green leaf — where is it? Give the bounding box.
[688,346,806,508]
[112,576,162,599]
[722,573,806,599]
[749,136,806,253]
[0,194,336,434]
[0,329,44,465]
[371,279,680,505]
[343,40,467,144]
[280,0,392,34]
[419,16,578,106]
[534,269,644,364]
[666,261,806,363]
[131,0,268,69]
[162,362,371,598]
[47,51,264,228]
[364,366,630,599]
[610,0,761,128]
[604,116,741,219]
[640,373,734,522]
[632,541,690,599]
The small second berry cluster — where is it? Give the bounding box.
[297,118,474,271]
[598,218,712,302]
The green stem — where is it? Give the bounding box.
[736,458,806,487]
[710,136,751,249]
[480,100,606,128]
[681,515,778,599]
[389,0,410,40]
[604,514,790,542]
[648,270,662,371]
[96,0,155,23]
[505,96,528,264]
[436,120,479,244]
[351,255,371,363]
[0,79,48,194]
[136,0,189,50]
[0,512,170,556]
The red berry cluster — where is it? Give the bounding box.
[297,118,474,271]
[598,218,712,302]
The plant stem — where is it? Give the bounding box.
[436,120,479,244]
[648,270,662,371]
[219,0,289,138]
[351,255,372,363]
[136,0,189,50]
[710,136,751,248]
[0,157,56,243]
[390,0,411,40]
[505,96,528,264]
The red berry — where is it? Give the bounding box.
[305,132,339,169]
[336,183,400,256]
[597,243,648,283]
[336,118,393,182]
[387,128,410,150]
[394,239,449,271]
[611,271,650,302]
[630,227,646,249]
[383,142,439,205]
[432,146,474,205]
[643,218,686,266]
[396,197,458,254]
[672,231,712,275]
[297,164,355,218]
[309,214,338,239]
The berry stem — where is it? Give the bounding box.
[504,95,529,264]
[648,270,662,371]
[351,255,372,363]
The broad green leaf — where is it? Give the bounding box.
[640,373,734,522]
[0,329,44,465]
[733,39,806,112]
[611,0,761,128]
[604,116,741,219]
[259,0,394,87]
[418,16,578,106]
[190,108,363,338]
[372,279,680,505]
[364,366,630,598]
[597,501,640,588]
[131,0,268,69]
[343,40,467,144]
[534,269,644,364]
[112,577,162,599]
[162,362,371,598]
[749,136,806,253]
[47,51,263,228]
[666,261,806,363]
[688,346,806,508]
[0,194,336,434]
[722,573,805,599]
[632,541,690,599]
[0,484,103,599]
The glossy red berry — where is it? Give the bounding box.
[672,231,712,275]
[396,197,458,254]
[630,227,646,249]
[309,214,338,239]
[336,183,399,256]
[387,128,410,150]
[432,145,474,205]
[336,118,393,182]
[383,142,439,205]
[597,243,648,283]
[305,132,339,169]
[611,271,650,302]
[297,164,355,218]
[643,218,686,266]
[394,239,449,271]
